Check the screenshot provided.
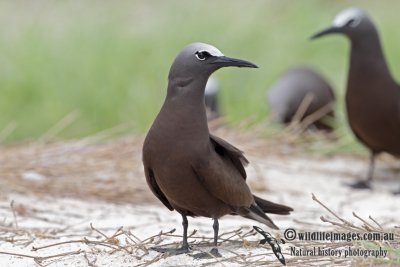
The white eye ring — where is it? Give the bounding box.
[348,18,361,28]
[195,51,210,61]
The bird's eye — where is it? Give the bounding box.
[195,51,211,61]
[346,18,360,28]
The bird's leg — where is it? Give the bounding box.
[181,214,190,250]
[213,218,219,247]
[210,218,222,257]
[193,218,222,259]
[348,152,375,189]
[151,214,191,255]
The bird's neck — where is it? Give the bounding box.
[348,31,394,88]
[166,76,208,101]
[158,77,209,138]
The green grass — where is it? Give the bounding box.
[0,0,400,145]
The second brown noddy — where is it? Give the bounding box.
[267,66,335,131]
[143,43,293,257]
[312,8,400,192]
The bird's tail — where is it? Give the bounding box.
[236,205,280,230]
[235,195,293,230]
[253,195,293,215]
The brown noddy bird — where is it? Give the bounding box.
[267,67,335,131]
[143,43,293,257]
[312,8,400,192]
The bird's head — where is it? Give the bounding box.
[168,43,257,83]
[311,7,375,41]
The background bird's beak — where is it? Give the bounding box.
[310,26,341,39]
[211,56,258,68]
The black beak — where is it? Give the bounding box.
[211,56,258,68]
[310,26,341,40]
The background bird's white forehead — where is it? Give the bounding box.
[205,76,219,96]
[193,43,224,57]
[333,8,365,27]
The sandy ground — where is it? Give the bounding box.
[1,146,399,266]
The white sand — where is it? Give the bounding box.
[0,155,399,266]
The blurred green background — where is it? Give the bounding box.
[0,0,399,144]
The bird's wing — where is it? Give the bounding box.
[192,159,279,228]
[144,166,174,211]
[192,136,282,229]
[209,134,249,179]
[190,134,252,208]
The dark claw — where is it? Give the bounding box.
[192,248,222,259]
[392,188,400,195]
[210,248,222,257]
[151,244,191,255]
[346,180,372,190]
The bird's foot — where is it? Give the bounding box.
[151,244,191,255]
[192,248,222,259]
[346,180,371,190]
[391,188,400,195]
